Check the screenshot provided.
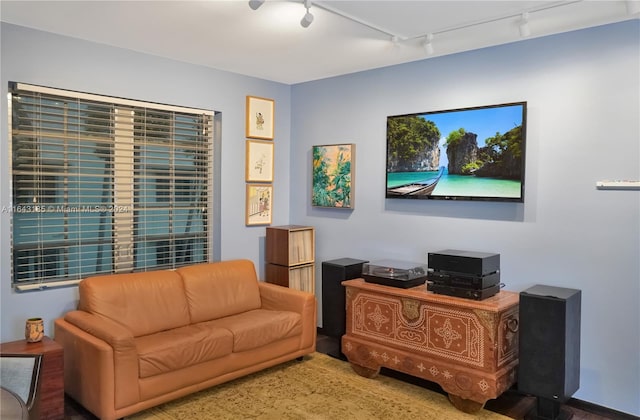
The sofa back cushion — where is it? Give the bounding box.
[176,260,262,323]
[78,270,191,337]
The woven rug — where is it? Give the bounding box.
[128,352,510,420]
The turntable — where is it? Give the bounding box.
[362,259,429,288]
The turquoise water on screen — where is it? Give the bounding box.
[387,170,521,198]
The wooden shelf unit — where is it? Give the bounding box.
[265,225,315,292]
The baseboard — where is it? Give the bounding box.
[565,398,640,420]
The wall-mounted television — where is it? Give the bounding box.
[386,101,527,203]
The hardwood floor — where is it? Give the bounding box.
[63,334,637,420]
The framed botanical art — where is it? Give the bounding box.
[246,140,274,182]
[312,143,355,209]
[246,96,275,140]
[246,183,273,226]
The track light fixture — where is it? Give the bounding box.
[519,12,531,37]
[246,1,584,51]
[422,33,434,55]
[248,0,264,11]
[301,0,314,28]
[389,35,401,50]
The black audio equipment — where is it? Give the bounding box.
[518,285,581,420]
[428,249,500,276]
[427,282,501,300]
[426,270,500,290]
[362,260,429,289]
[321,258,368,342]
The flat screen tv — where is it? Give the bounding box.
[386,101,527,202]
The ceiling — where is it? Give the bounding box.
[1,0,638,84]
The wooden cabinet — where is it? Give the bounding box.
[0,336,64,420]
[341,279,519,413]
[265,225,315,292]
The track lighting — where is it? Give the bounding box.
[301,0,314,28]
[519,12,531,37]
[301,11,314,28]
[389,35,400,50]
[248,0,264,11]
[422,33,434,55]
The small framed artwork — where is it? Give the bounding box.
[312,143,355,209]
[246,96,275,140]
[246,183,273,226]
[246,140,274,182]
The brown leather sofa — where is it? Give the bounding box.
[54,259,317,420]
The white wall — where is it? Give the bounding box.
[290,21,639,416]
[0,23,292,340]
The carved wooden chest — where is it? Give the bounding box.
[341,279,519,413]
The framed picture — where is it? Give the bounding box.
[312,143,355,209]
[246,140,274,182]
[246,96,274,140]
[246,183,273,226]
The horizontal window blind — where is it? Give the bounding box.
[8,82,215,291]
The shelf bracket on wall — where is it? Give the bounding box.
[596,180,640,190]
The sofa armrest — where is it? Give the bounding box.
[258,282,314,312]
[65,310,134,347]
[258,282,317,350]
[59,311,140,412]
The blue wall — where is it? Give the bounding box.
[0,23,292,338]
[290,21,639,415]
[1,19,639,416]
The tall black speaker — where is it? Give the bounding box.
[321,258,368,344]
[518,284,581,420]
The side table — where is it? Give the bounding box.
[1,336,64,420]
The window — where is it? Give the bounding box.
[8,82,215,291]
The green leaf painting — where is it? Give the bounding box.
[312,144,354,208]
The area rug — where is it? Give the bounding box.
[128,352,510,420]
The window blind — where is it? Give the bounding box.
[8,82,214,291]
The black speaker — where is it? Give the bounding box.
[518,284,581,419]
[321,258,367,340]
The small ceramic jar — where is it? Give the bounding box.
[25,317,44,343]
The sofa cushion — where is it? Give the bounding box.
[177,260,262,323]
[78,270,190,337]
[206,309,302,352]
[135,324,233,378]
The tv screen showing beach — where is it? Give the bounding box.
[386,102,527,202]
